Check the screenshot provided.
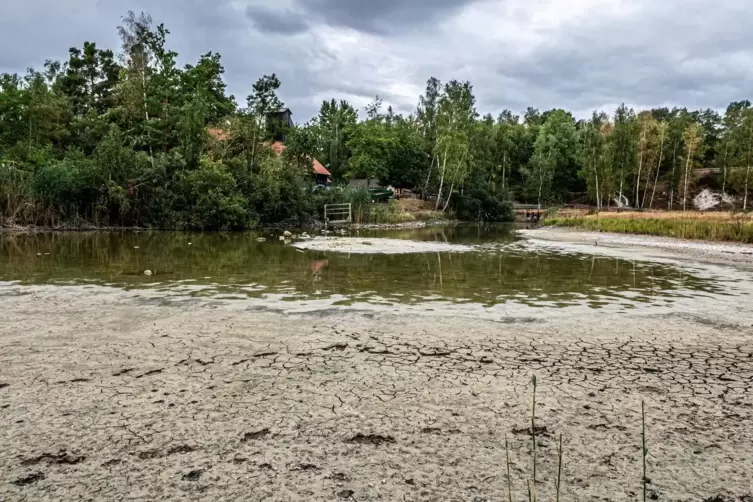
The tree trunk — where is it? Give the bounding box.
[537,176,543,210]
[423,152,436,200]
[435,149,448,211]
[643,126,665,209]
[745,129,753,210]
[592,146,600,210]
[722,142,729,194]
[442,148,467,213]
[683,146,693,212]
[635,128,646,208]
[649,138,664,210]
[442,172,458,212]
[140,68,155,168]
[668,143,677,210]
[618,179,624,207]
[501,151,507,192]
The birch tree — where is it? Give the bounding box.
[434,80,476,211]
[648,120,667,209]
[609,104,637,206]
[578,111,609,209]
[635,112,658,208]
[681,122,704,211]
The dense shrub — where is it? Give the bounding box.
[176,160,253,230]
[452,187,513,222]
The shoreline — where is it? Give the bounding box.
[519,227,753,267]
[0,219,458,234]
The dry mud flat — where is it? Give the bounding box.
[1,284,753,502]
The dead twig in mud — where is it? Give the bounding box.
[505,435,513,502]
[529,374,538,502]
[642,400,648,502]
[556,433,563,502]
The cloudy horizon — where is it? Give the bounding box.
[2,0,751,123]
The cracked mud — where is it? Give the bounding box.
[1,285,752,501]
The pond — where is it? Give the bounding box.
[0,225,732,312]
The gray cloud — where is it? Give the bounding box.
[1,0,752,123]
[245,5,310,35]
[291,0,480,34]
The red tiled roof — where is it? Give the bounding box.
[208,128,231,141]
[270,141,331,176]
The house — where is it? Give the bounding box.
[271,141,331,185]
[207,108,331,184]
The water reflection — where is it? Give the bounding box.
[0,227,726,309]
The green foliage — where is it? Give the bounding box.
[177,159,251,230]
[3,11,753,231]
[452,187,513,222]
[524,110,578,207]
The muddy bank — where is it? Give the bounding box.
[1,285,752,501]
[520,227,753,267]
[293,236,474,254]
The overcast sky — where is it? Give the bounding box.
[2,0,752,122]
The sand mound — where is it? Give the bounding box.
[292,237,474,254]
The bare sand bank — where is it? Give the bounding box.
[1,283,752,501]
[293,236,474,254]
[519,227,753,267]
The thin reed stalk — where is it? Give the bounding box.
[556,433,563,502]
[530,374,538,502]
[505,435,513,502]
[642,400,648,502]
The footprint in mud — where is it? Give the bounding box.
[346,433,395,446]
[13,472,45,486]
[241,428,270,442]
[21,451,85,466]
[182,469,203,481]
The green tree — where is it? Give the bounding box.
[435,80,476,211]
[609,104,637,206]
[524,110,577,208]
[316,99,357,180]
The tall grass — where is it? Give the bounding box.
[547,216,753,243]
[340,188,448,225]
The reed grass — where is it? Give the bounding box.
[505,377,661,502]
[547,216,753,243]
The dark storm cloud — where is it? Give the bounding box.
[245,5,310,35]
[2,0,753,122]
[290,0,480,34]
[472,0,753,117]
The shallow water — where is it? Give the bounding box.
[0,225,735,310]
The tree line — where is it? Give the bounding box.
[297,84,753,212]
[2,12,752,231]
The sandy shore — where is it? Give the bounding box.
[520,227,753,267]
[1,282,752,501]
[293,236,474,254]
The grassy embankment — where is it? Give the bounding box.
[546,210,753,244]
[351,197,450,225]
